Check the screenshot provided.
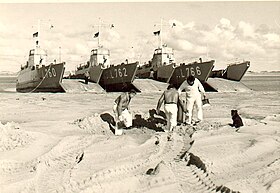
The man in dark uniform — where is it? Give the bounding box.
[84,71,90,84]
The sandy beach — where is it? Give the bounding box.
[1,1,280,192]
[0,80,280,193]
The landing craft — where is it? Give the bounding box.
[169,59,215,88]
[136,45,214,87]
[136,19,214,88]
[16,22,65,93]
[68,20,138,92]
[209,61,250,81]
[69,47,138,92]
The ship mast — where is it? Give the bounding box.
[93,18,114,48]
[59,46,61,63]
[156,18,171,49]
[98,17,101,48]
[36,19,41,48]
[160,18,163,48]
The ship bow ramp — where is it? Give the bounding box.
[204,78,252,92]
[133,79,169,92]
[61,79,105,93]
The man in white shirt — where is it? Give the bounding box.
[178,75,206,125]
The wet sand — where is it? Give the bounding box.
[0,90,279,193]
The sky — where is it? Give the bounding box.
[0,1,279,73]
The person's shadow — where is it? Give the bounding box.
[78,80,87,84]
[133,109,166,132]
[100,113,116,134]
[100,109,167,133]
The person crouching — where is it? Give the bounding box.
[113,89,137,135]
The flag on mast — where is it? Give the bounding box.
[153,30,160,36]
[33,32,38,38]
[93,32,99,38]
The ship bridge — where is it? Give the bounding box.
[27,47,47,67]
[151,46,175,70]
[90,47,110,69]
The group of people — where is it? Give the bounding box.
[113,75,207,135]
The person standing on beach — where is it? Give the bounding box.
[178,75,206,125]
[84,71,90,84]
[156,84,181,132]
[113,89,137,135]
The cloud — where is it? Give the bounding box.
[158,18,280,71]
[215,18,235,33]
[236,21,256,39]
[263,33,280,49]
[1,17,280,73]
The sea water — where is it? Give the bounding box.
[0,76,16,93]
[241,75,280,91]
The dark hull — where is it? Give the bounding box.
[169,60,215,88]
[70,65,90,80]
[136,65,153,79]
[225,61,250,81]
[88,65,103,83]
[16,63,65,93]
[99,62,138,90]
[69,66,103,83]
[156,64,175,82]
[210,61,250,81]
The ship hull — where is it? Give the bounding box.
[225,61,250,81]
[70,66,89,80]
[16,63,65,93]
[136,65,153,79]
[89,65,103,83]
[156,64,176,82]
[169,60,215,88]
[210,61,250,81]
[70,65,103,83]
[99,62,138,91]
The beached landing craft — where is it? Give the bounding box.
[169,59,215,88]
[136,44,214,88]
[136,19,214,88]
[69,46,138,92]
[136,45,215,88]
[209,61,250,81]
[16,25,65,93]
[203,61,251,92]
[69,20,138,92]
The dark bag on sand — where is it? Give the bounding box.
[202,97,210,107]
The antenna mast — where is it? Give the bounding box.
[59,46,61,63]
[160,18,163,48]
[98,18,101,48]
[36,19,41,47]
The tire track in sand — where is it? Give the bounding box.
[60,131,186,193]
[35,135,94,193]
[170,125,241,193]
